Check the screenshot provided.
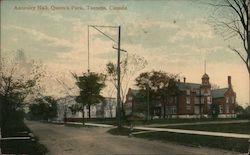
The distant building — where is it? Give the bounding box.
[211,76,236,115]
[56,96,116,122]
[125,74,236,118]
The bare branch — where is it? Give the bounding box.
[229,46,248,64]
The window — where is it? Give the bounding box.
[226,96,229,103]
[207,90,211,95]
[186,97,190,104]
[207,104,211,111]
[219,105,223,114]
[231,96,235,104]
[186,89,190,95]
[196,90,200,95]
[195,97,199,104]
[171,106,177,114]
[186,105,191,111]
[201,89,204,95]
[226,105,229,113]
[207,96,211,104]
[201,97,204,104]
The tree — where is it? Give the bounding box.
[135,70,179,119]
[211,83,220,90]
[72,72,106,125]
[209,0,249,74]
[0,50,45,128]
[106,54,147,117]
[209,0,250,126]
[210,103,220,119]
[235,103,245,114]
[245,105,250,113]
[29,96,58,121]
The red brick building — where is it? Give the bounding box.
[125,74,236,118]
[211,76,236,115]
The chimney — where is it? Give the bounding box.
[228,76,231,88]
[184,77,186,83]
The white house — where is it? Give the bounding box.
[56,96,116,122]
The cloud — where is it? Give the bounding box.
[3,25,74,49]
[170,19,215,43]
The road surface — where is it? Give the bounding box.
[26,121,242,155]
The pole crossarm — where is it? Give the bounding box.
[89,25,119,28]
[89,25,118,43]
[112,46,127,52]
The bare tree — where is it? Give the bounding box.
[211,83,220,90]
[208,2,250,150]
[106,54,147,115]
[0,50,45,127]
[209,0,249,74]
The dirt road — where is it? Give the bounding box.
[26,121,241,155]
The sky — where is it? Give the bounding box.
[1,0,249,106]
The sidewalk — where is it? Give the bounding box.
[143,120,249,127]
[65,121,115,128]
[133,126,250,139]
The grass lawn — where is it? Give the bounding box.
[134,117,245,125]
[161,122,250,134]
[65,117,247,126]
[134,131,249,153]
[107,127,249,153]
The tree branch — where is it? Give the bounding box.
[229,46,248,64]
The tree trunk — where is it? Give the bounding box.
[163,100,166,119]
[82,108,85,126]
[121,102,124,119]
[88,105,91,118]
[247,8,250,68]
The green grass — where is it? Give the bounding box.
[107,127,249,153]
[135,117,244,125]
[65,117,246,126]
[162,122,250,134]
[134,131,249,153]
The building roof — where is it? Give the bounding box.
[211,88,228,98]
[178,82,201,91]
[202,73,209,79]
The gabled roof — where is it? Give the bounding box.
[178,82,200,91]
[211,88,228,98]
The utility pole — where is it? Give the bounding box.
[117,26,121,128]
[147,84,150,121]
[199,89,202,119]
[88,25,126,127]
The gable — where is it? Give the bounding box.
[211,88,228,98]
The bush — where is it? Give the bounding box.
[1,110,48,155]
[237,113,250,119]
[1,139,47,155]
